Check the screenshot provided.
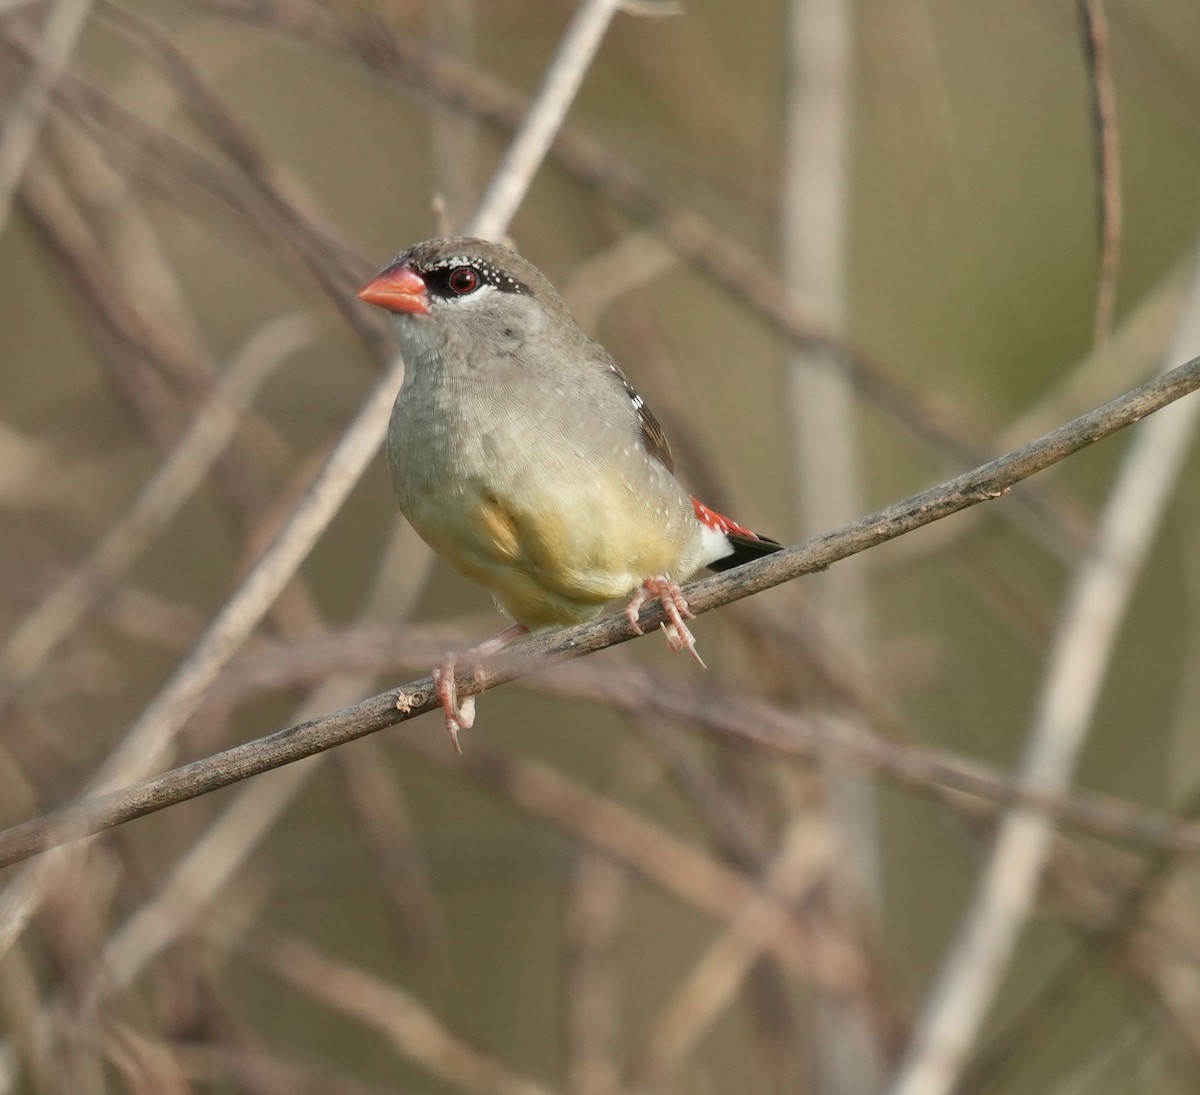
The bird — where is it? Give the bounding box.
[358,237,781,752]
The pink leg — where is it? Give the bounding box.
[625,576,705,668]
[432,623,529,754]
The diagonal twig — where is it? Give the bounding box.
[885,242,1200,1095]
[624,818,832,1091]
[242,929,560,1095]
[467,0,625,240]
[0,0,93,236]
[194,627,1200,859]
[1080,0,1123,346]
[0,313,315,714]
[2,352,1199,867]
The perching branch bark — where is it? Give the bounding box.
[1,353,1199,869]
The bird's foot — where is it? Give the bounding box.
[432,658,474,756]
[431,623,530,754]
[626,576,705,667]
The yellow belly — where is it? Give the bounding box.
[406,477,696,631]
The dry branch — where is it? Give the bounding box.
[1,353,1198,867]
[243,929,559,1095]
[172,624,1200,860]
[886,245,1200,1095]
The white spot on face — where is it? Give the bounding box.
[442,283,498,305]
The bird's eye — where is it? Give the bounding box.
[447,267,479,294]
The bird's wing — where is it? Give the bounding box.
[583,341,675,474]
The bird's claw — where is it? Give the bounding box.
[433,659,475,755]
[625,587,650,636]
[627,576,705,667]
[429,624,529,754]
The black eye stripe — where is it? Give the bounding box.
[421,258,531,298]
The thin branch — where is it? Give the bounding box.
[959,788,1200,1091]
[0,0,93,235]
[885,246,1200,1095]
[2,354,1199,867]
[564,850,627,1095]
[780,1,884,1085]
[624,818,831,1091]
[0,352,406,959]
[1080,0,1122,345]
[875,259,1181,581]
[141,623,1200,861]
[242,930,560,1095]
[467,0,625,239]
[0,313,314,713]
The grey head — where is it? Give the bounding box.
[359,237,679,472]
[358,237,584,373]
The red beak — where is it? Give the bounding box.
[358,263,431,315]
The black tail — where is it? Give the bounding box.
[707,531,783,572]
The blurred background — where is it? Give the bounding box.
[3,0,1200,1091]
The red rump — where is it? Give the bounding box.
[691,497,761,540]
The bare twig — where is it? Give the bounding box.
[0,352,406,959]
[242,930,559,1095]
[112,622,1198,860]
[334,740,443,959]
[2,353,1199,866]
[885,246,1200,1095]
[1080,0,1122,345]
[565,851,627,1095]
[780,1,885,1086]
[0,0,93,235]
[467,0,626,240]
[624,818,830,1091]
[397,733,866,991]
[0,313,314,713]
[173,1042,404,1094]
